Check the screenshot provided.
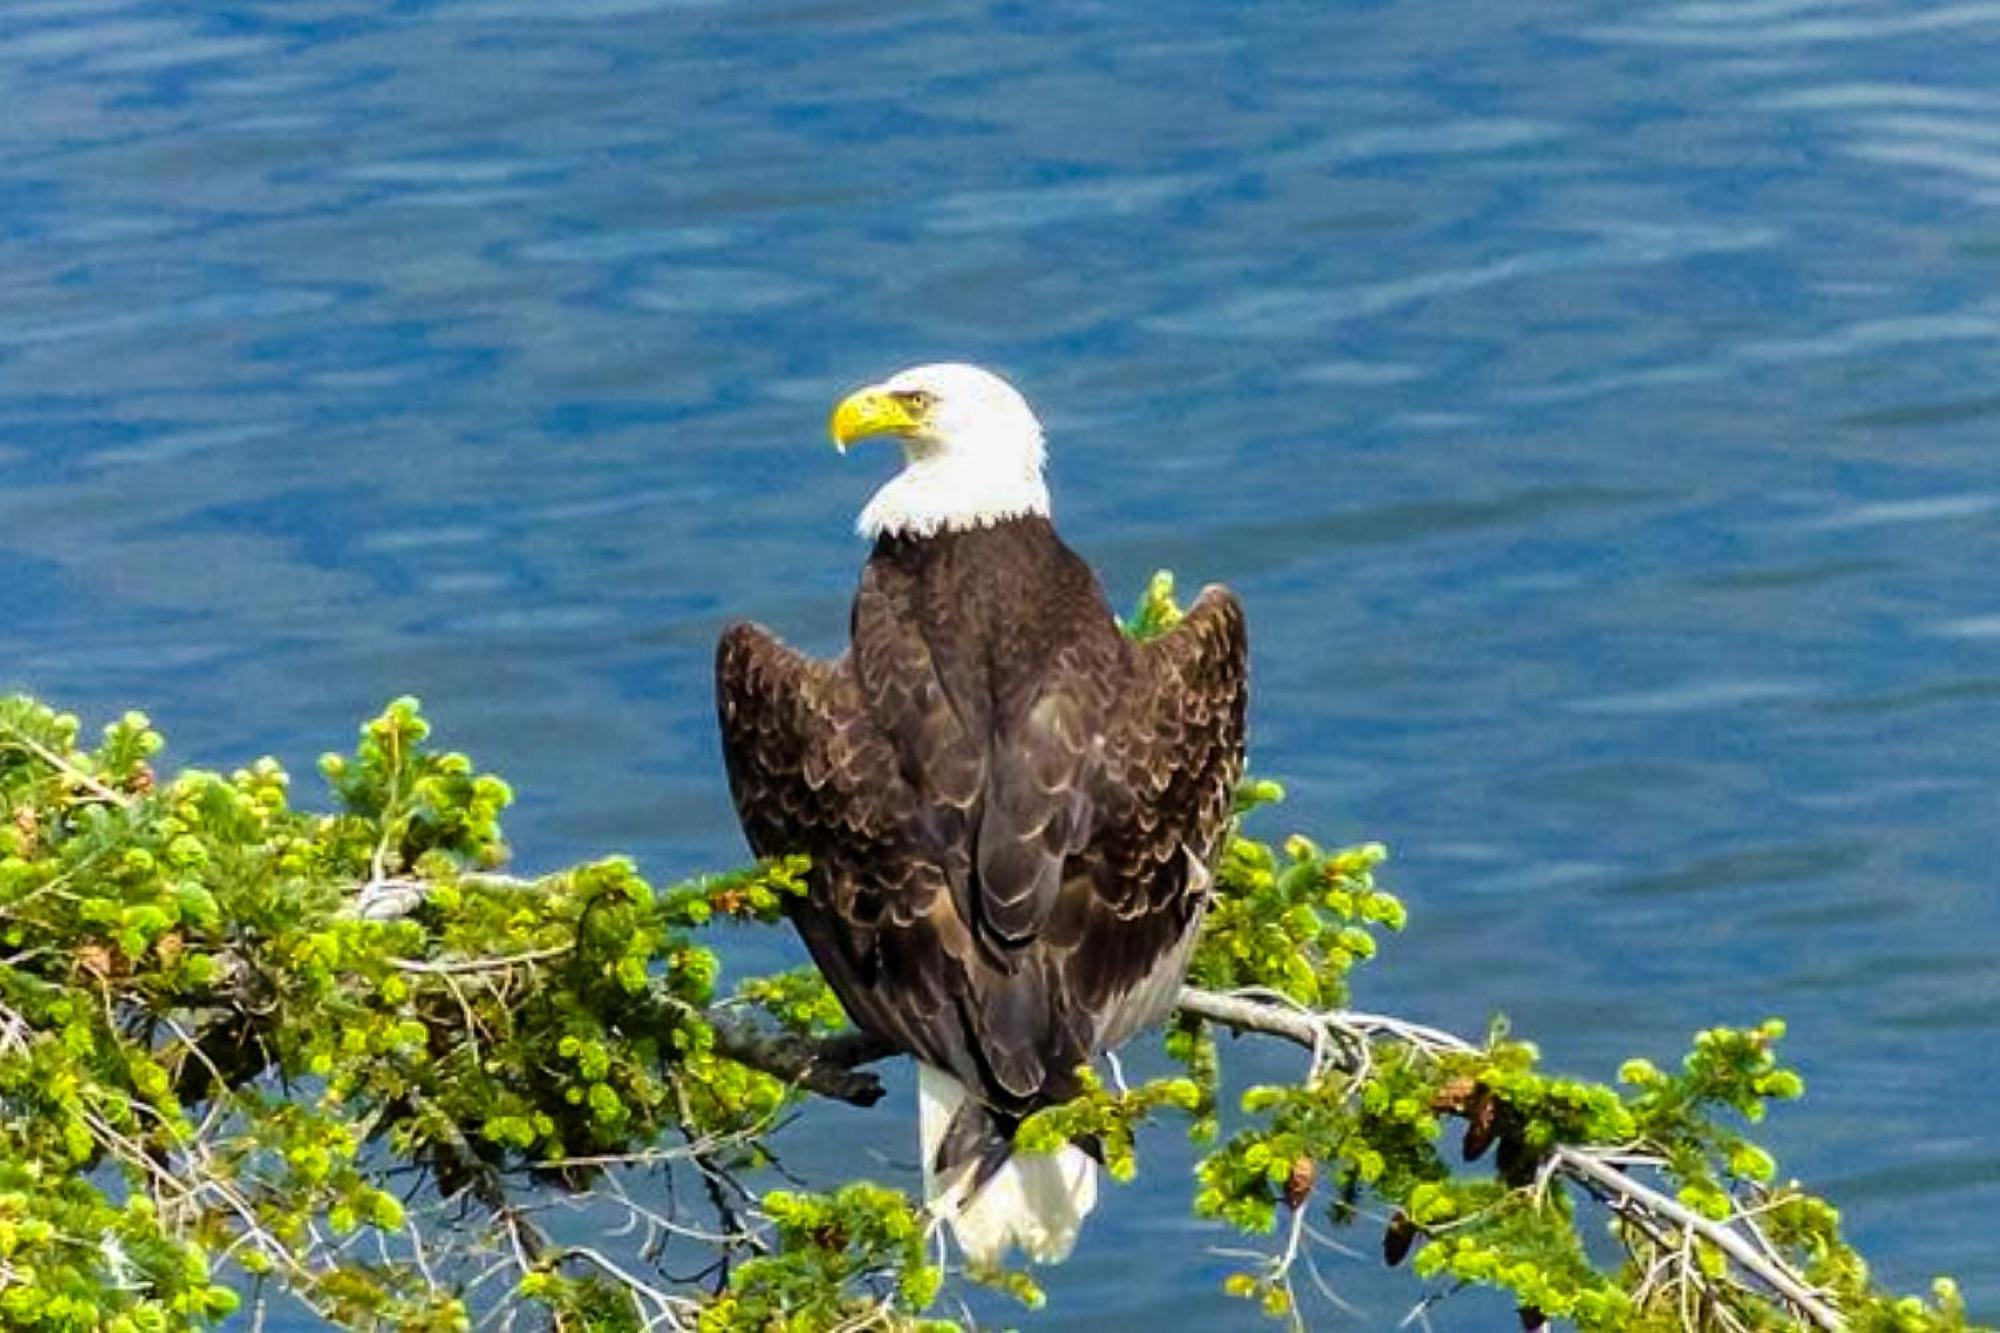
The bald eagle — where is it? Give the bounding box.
[715,364,1247,1265]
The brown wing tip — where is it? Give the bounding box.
[1186,584,1248,645]
[717,618,780,663]
[715,622,794,710]
[1190,583,1243,614]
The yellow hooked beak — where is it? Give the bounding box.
[829,386,930,454]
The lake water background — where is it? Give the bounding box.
[3,0,1998,1326]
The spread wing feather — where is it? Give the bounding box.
[716,539,1247,1127]
[1073,585,1247,1048]
[715,622,973,1075]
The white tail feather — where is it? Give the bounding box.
[917,1064,1098,1266]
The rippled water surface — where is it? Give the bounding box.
[5,0,1999,1325]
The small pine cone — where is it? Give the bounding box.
[77,942,115,980]
[1430,1074,1478,1114]
[1462,1089,1499,1162]
[1382,1211,1417,1267]
[127,763,155,794]
[1495,1131,1535,1187]
[10,807,37,856]
[1283,1155,1316,1210]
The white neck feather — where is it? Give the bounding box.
[846,362,1052,540]
[857,443,1051,539]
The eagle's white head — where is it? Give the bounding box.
[830,363,1051,540]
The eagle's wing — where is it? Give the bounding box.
[715,622,972,1069]
[1054,583,1249,1051]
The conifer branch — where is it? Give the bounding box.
[1174,986,1845,1332]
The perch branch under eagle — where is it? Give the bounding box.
[716,364,1246,1265]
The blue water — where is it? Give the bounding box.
[4,0,1998,1325]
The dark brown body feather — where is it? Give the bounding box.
[716,517,1246,1169]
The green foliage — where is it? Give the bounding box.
[0,577,1985,1331]
[318,696,513,875]
[1189,833,1402,1007]
[0,695,838,1329]
[1016,1069,1202,1184]
[734,967,849,1039]
[701,1185,947,1332]
[1120,569,1185,642]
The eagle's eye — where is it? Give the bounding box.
[891,389,936,413]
